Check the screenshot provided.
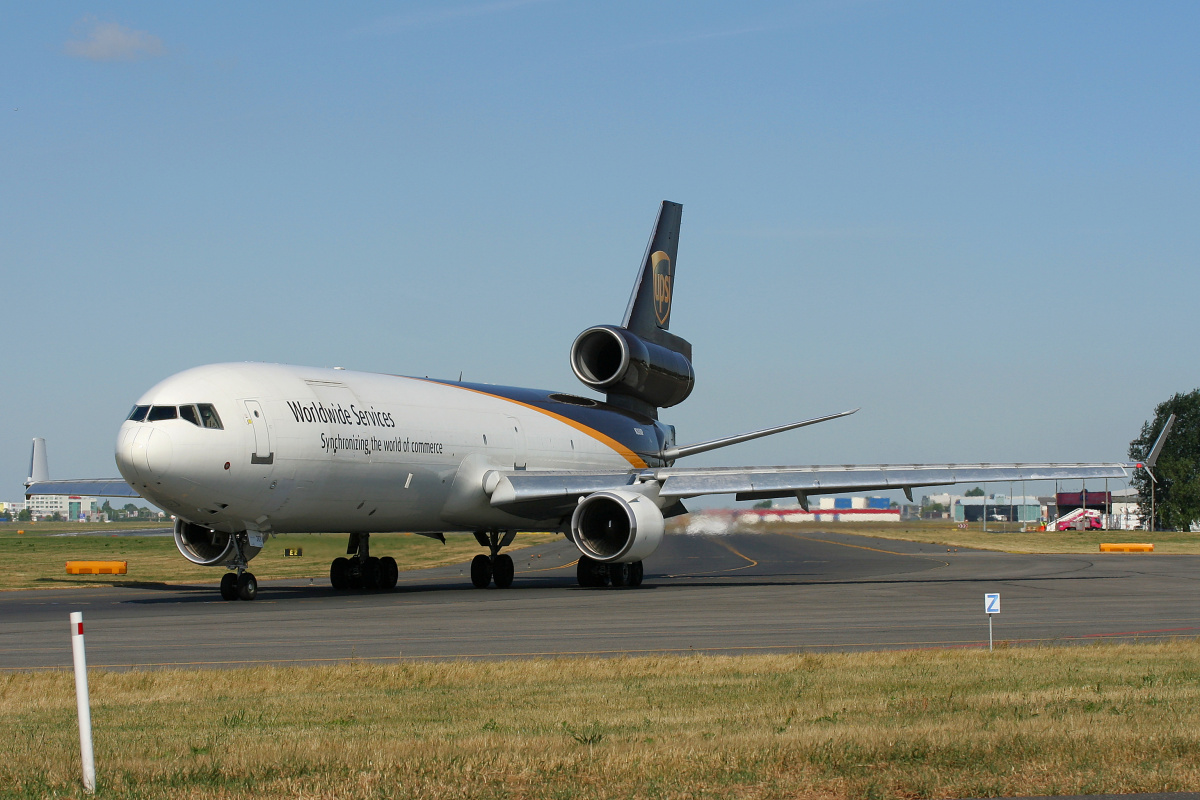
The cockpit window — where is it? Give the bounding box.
[128,405,150,422]
[197,404,223,430]
[179,405,200,426]
[147,405,178,422]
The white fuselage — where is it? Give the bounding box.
[114,363,659,537]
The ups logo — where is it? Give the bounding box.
[651,251,672,327]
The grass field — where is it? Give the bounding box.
[691,518,1200,555]
[2,642,1198,799]
[0,523,557,591]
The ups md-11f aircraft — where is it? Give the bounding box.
[26,202,1155,600]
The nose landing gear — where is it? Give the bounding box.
[219,534,259,601]
[329,533,399,592]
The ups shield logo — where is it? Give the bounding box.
[651,251,672,327]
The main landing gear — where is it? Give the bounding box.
[329,532,399,592]
[219,535,259,601]
[576,555,643,588]
[470,530,517,589]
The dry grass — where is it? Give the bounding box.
[2,642,1198,799]
[0,529,557,591]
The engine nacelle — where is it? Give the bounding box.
[570,325,694,409]
[174,519,261,566]
[570,489,665,564]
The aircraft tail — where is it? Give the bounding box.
[621,201,690,358]
[569,201,694,418]
[26,437,48,488]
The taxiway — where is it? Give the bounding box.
[1,530,1197,670]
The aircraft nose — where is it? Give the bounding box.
[116,425,173,483]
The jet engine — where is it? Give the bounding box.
[570,489,665,564]
[570,325,694,409]
[174,519,262,566]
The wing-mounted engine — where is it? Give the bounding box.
[174,519,262,566]
[571,325,694,411]
[570,489,665,564]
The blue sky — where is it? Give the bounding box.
[3,2,1197,503]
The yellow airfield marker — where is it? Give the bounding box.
[66,561,128,575]
[1099,543,1154,553]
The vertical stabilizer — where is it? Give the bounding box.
[27,437,48,488]
[622,201,685,349]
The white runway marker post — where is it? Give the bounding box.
[69,612,96,794]
[984,593,1000,652]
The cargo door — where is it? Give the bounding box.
[244,400,274,465]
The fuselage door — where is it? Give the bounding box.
[506,415,527,470]
[244,400,274,465]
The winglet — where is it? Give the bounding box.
[1144,413,1176,470]
[26,437,48,488]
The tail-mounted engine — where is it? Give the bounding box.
[570,489,665,564]
[570,325,694,410]
[174,519,262,566]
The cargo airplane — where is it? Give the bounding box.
[26,202,1152,600]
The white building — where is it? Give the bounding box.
[24,494,98,520]
[0,500,26,517]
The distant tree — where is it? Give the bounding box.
[50,512,64,522]
[965,487,985,497]
[123,503,139,514]
[1129,389,1200,531]
[17,509,32,522]
[752,500,773,509]
[922,502,946,514]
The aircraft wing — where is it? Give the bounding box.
[24,479,140,499]
[486,462,1135,518]
[655,462,1134,501]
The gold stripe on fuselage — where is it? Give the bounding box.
[411,379,648,469]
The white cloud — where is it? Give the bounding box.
[64,17,165,62]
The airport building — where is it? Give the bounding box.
[952,495,1043,523]
[743,496,900,523]
[23,494,99,521]
[0,500,25,517]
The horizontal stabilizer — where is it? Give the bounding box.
[658,409,858,461]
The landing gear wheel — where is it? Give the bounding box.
[330,557,350,590]
[629,560,644,587]
[576,555,607,588]
[237,572,258,601]
[492,554,514,589]
[220,572,239,601]
[363,557,382,591]
[380,556,399,591]
[609,562,630,587]
[470,554,493,588]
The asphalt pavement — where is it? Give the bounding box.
[2,529,1198,670]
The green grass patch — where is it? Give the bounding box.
[2,642,1198,798]
[0,526,557,591]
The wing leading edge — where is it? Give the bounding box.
[486,462,1135,518]
[24,479,141,499]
